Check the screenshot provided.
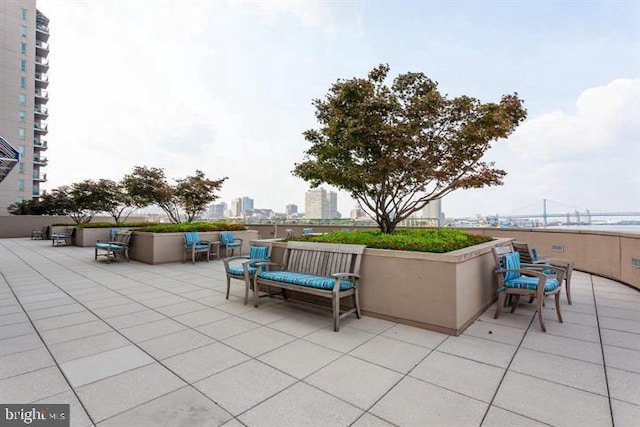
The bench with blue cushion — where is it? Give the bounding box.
[224,244,271,304]
[492,245,565,332]
[95,230,132,263]
[252,241,366,332]
[51,227,74,246]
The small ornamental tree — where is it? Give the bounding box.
[175,170,227,223]
[122,166,227,223]
[94,179,136,224]
[68,180,106,224]
[293,64,527,233]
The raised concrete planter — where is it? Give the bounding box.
[266,238,511,336]
[128,229,259,264]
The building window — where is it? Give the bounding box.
[20,59,26,71]
[16,196,24,204]
[18,163,25,174]
[19,94,26,105]
[18,146,25,156]
[20,76,26,88]
[21,25,27,37]
[19,111,26,122]
[18,128,26,140]
[20,42,27,54]
[21,8,27,20]
[17,179,25,192]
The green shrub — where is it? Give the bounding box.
[135,221,247,233]
[76,221,155,229]
[287,229,492,253]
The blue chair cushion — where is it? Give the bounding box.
[227,266,258,276]
[256,271,354,291]
[224,242,241,247]
[531,247,539,262]
[220,232,235,244]
[501,252,521,281]
[505,276,560,292]
[96,243,125,250]
[187,243,209,250]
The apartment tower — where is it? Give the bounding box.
[304,188,339,219]
[0,0,50,214]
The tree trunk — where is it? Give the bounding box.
[377,218,397,234]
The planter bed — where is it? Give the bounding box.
[262,237,511,335]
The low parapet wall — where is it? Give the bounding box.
[252,224,639,289]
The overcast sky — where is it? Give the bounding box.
[37,0,639,218]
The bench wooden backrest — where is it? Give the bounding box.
[283,241,366,276]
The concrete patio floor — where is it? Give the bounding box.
[1,238,638,427]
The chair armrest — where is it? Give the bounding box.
[234,238,243,244]
[223,256,249,269]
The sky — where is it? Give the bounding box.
[37,0,640,219]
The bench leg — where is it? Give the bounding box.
[253,278,260,308]
[332,292,340,332]
[354,289,361,319]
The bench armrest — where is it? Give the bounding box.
[223,255,248,269]
[332,272,361,280]
[253,261,283,271]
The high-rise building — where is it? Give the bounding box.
[421,198,444,226]
[241,196,254,216]
[209,201,226,219]
[229,198,242,217]
[285,204,298,216]
[304,188,339,219]
[0,1,50,214]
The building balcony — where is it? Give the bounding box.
[33,172,47,182]
[33,156,48,166]
[34,123,48,134]
[35,41,49,58]
[36,24,50,41]
[35,89,49,104]
[34,106,48,118]
[33,138,48,150]
[35,73,49,88]
[35,57,49,72]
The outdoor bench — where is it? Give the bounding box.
[251,241,366,331]
[51,227,74,246]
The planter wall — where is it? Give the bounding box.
[265,238,510,336]
[128,230,259,264]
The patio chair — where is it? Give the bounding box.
[95,230,132,263]
[31,226,47,240]
[512,241,575,305]
[183,231,211,264]
[302,228,314,235]
[492,244,565,332]
[223,243,270,304]
[219,231,242,257]
[51,227,74,246]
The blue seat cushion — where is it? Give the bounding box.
[505,276,560,292]
[186,244,209,250]
[227,266,257,276]
[223,242,241,247]
[257,271,354,291]
[96,243,125,250]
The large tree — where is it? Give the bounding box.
[122,166,226,223]
[68,180,107,224]
[293,64,527,233]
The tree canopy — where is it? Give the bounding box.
[293,64,527,233]
[122,166,226,223]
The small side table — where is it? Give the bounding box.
[209,241,221,260]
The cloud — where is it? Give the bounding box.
[509,78,639,161]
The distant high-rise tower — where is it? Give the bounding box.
[285,204,298,216]
[421,198,443,226]
[305,188,339,219]
[209,202,226,219]
[0,1,50,214]
[241,196,254,216]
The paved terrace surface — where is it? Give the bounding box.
[0,238,638,427]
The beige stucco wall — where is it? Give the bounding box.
[0,215,147,238]
[265,238,508,335]
[128,230,259,264]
